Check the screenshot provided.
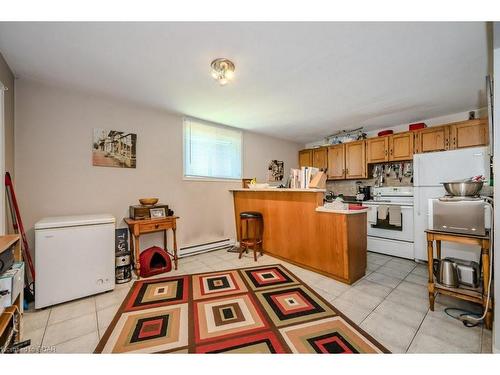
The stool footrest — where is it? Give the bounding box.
[240,238,263,245]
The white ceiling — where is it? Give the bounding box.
[0,22,489,143]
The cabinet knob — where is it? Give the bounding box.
[155,224,159,229]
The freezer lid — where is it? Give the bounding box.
[35,214,115,229]
[413,146,489,186]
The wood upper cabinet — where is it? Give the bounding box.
[326,141,366,180]
[345,140,367,179]
[414,126,450,153]
[299,149,313,168]
[366,136,389,163]
[389,132,414,161]
[299,119,489,178]
[312,147,328,170]
[327,144,345,180]
[449,119,488,150]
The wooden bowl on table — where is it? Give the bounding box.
[139,198,159,206]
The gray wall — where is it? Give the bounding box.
[14,78,301,253]
[0,53,15,234]
[0,53,14,177]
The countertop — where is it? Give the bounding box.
[230,188,326,193]
[315,206,369,215]
[232,187,368,284]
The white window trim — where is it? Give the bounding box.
[0,83,5,235]
[182,116,244,182]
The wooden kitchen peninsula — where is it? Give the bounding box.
[231,188,367,284]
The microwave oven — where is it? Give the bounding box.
[428,198,491,236]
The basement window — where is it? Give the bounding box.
[183,117,242,180]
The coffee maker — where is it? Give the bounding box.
[115,253,132,284]
[356,185,371,201]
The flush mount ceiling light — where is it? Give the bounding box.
[210,58,235,86]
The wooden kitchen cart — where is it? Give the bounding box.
[426,229,493,329]
[0,235,23,351]
[124,217,179,277]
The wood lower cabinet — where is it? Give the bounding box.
[366,136,389,163]
[299,149,313,168]
[345,140,367,179]
[414,126,450,153]
[449,119,488,149]
[232,190,367,284]
[389,131,414,161]
[327,144,345,180]
[312,147,328,170]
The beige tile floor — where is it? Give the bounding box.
[19,250,492,354]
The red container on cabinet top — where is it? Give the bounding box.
[409,122,427,131]
[377,130,394,137]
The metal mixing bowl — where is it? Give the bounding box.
[442,181,483,196]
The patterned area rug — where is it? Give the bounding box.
[95,264,389,354]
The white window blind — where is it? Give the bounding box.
[183,118,242,180]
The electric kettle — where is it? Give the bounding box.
[433,258,459,288]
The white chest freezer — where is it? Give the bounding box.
[35,214,115,309]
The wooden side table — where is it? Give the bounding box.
[124,216,179,277]
[426,229,493,329]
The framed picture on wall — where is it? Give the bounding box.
[92,128,137,168]
[267,160,284,182]
[149,207,166,219]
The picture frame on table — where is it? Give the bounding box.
[149,207,166,218]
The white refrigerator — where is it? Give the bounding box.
[413,146,490,261]
[35,214,115,309]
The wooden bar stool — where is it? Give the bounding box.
[239,211,263,261]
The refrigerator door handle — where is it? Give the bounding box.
[416,190,420,216]
[415,156,420,187]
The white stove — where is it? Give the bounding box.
[371,186,414,200]
[362,186,415,259]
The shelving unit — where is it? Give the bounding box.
[425,229,493,329]
[0,235,23,351]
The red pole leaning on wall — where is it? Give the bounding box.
[5,171,35,282]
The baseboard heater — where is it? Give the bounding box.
[179,238,235,257]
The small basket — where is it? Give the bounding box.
[139,198,159,206]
